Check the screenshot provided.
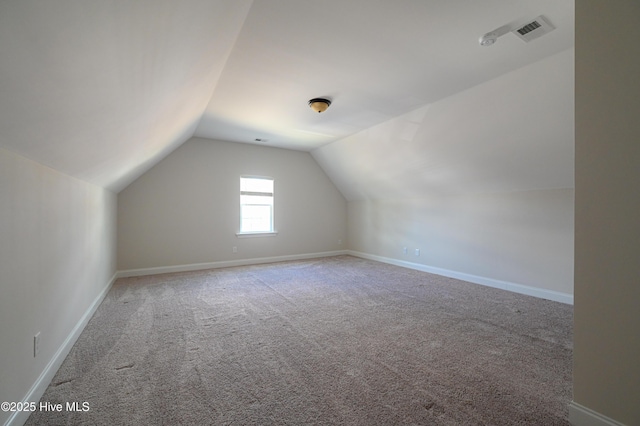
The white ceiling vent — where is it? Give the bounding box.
[512,15,555,43]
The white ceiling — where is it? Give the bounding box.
[0,0,574,192]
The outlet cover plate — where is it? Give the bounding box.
[34,332,41,357]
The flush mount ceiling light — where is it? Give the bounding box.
[308,98,331,113]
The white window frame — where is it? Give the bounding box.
[236,176,277,237]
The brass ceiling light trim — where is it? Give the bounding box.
[308,98,331,113]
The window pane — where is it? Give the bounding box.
[241,205,272,232]
[241,177,273,194]
[239,177,274,233]
[240,194,273,206]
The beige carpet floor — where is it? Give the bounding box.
[26,255,572,425]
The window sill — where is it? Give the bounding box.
[236,231,278,238]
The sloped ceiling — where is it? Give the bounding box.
[0,0,574,193]
[0,0,252,192]
[312,49,575,201]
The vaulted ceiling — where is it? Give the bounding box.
[0,0,574,193]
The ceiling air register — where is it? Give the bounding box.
[479,15,555,46]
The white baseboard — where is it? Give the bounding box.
[348,251,573,305]
[569,402,627,426]
[117,250,349,278]
[5,272,117,426]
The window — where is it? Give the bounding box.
[239,176,274,234]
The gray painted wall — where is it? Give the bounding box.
[117,138,347,271]
[573,1,640,424]
[348,190,573,295]
[0,147,117,426]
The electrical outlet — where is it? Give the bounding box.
[403,247,408,254]
[338,239,342,245]
[34,332,40,357]
[232,246,237,253]
[415,249,420,256]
